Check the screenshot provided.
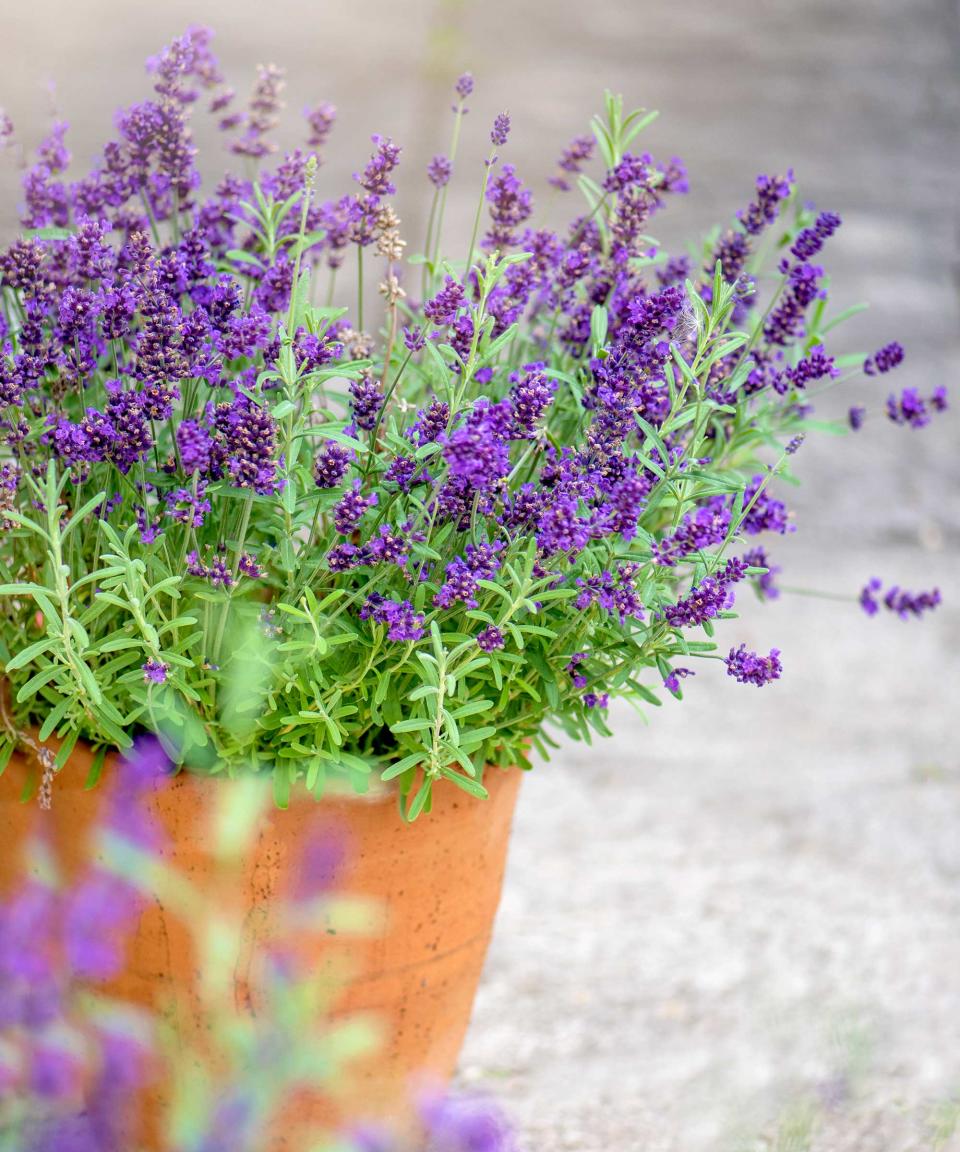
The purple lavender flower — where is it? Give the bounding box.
[741,476,793,536]
[424,276,467,326]
[360,594,425,642]
[435,543,503,609]
[484,164,532,251]
[490,112,511,148]
[304,100,336,152]
[454,73,474,104]
[860,578,941,620]
[725,644,782,686]
[428,154,452,188]
[653,498,730,566]
[164,484,210,527]
[349,375,384,432]
[508,364,556,437]
[408,399,450,446]
[574,564,644,623]
[314,441,353,489]
[230,63,285,158]
[356,135,402,197]
[742,547,780,601]
[583,692,609,709]
[789,211,842,261]
[848,405,866,431]
[764,261,823,346]
[141,660,168,685]
[549,135,595,191]
[442,400,513,490]
[663,562,744,628]
[419,1089,517,1152]
[663,667,695,695]
[333,480,377,534]
[477,625,505,652]
[863,341,904,376]
[738,171,794,236]
[213,396,281,494]
[886,387,929,428]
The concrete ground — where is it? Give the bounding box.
[2,1,959,1147]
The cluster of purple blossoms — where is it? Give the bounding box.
[725,644,782,687]
[142,659,169,684]
[886,385,947,429]
[424,276,467,326]
[490,112,511,148]
[333,481,378,534]
[360,594,426,642]
[863,341,904,376]
[663,667,695,694]
[427,154,453,188]
[187,548,234,588]
[574,564,644,622]
[859,578,941,620]
[653,498,731,566]
[434,543,503,609]
[662,557,749,628]
[739,171,794,236]
[484,164,533,250]
[477,625,506,652]
[742,547,781,601]
[349,375,385,431]
[549,134,595,191]
[314,441,353,489]
[789,211,842,261]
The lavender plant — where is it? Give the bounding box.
[0,29,945,815]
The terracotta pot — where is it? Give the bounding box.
[0,742,521,1147]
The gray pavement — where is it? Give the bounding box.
[2,1,959,1147]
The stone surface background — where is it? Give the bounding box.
[2,1,958,1147]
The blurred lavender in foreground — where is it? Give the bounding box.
[0,736,516,1152]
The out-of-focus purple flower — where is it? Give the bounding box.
[230,63,285,159]
[848,405,866,431]
[548,134,595,191]
[490,112,511,148]
[886,387,930,428]
[454,73,474,106]
[64,870,142,979]
[738,171,794,236]
[863,341,904,376]
[742,546,781,601]
[304,100,336,152]
[790,211,842,261]
[419,1089,517,1152]
[428,154,452,188]
[141,660,168,685]
[725,644,782,686]
[860,578,941,620]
